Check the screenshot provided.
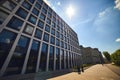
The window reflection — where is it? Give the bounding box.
[0,10,9,24]
[0,30,17,70]
[22,1,32,10]
[43,33,49,42]
[49,45,54,70]
[5,36,30,76]
[56,47,60,70]
[26,40,40,73]
[16,7,28,19]
[34,29,42,39]
[7,16,23,31]
[1,1,16,11]
[39,43,48,71]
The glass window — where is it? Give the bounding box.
[46,18,51,25]
[61,41,64,48]
[43,3,48,10]
[35,2,41,9]
[23,24,34,35]
[66,51,68,68]
[0,10,9,24]
[39,43,48,71]
[51,28,55,35]
[56,31,59,38]
[48,12,52,18]
[7,16,23,31]
[43,33,49,42]
[49,45,54,70]
[34,29,42,39]
[1,1,16,11]
[37,20,44,29]
[38,0,43,4]
[32,8,39,16]
[28,15,37,24]
[56,26,60,31]
[40,13,46,20]
[5,36,30,76]
[0,30,17,70]
[42,8,47,14]
[16,7,28,19]
[65,43,67,49]
[52,22,55,28]
[52,17,56,22]
[61,50,64,69]
[22,1,31,10]
[29,0,34,3]
[56,47,60,70]
[48,8,52,13]
[45,25,50,32]
[56,39,60,46]
[50,36,55,44]
[26,40,40,73]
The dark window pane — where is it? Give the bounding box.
[32,8,39,16]
[23,24,34,35]
[51,28,55,35]
[45,25,50,32]
[26,40,40,73]
[43,33,49,42]
[49,45,54,70]
[35,2,41,9]
[39,43,48,71]
[46,18,51,25]
[43,3,48,10]
[1,1,16,11]
[56,47,60,70]
[56,39,60,46]
[5,36,30,76]
[48,12,52,18]
[0,30,17,70]
[50,36,55,44]
[7,16,23,30]
[52,22,55,28]
[37,20,44,29]
[66,51,68,68]
[34,29,42,39]
[16,7,28,19]
[22,1,31,10]
[38,0,43,4]
[28,15,37,24]
[61,50,64,69]
[40,13,46,20]
[0,10,9,24]
[42,8,47,14]
[29,0,34,3]
[56,31,59,38]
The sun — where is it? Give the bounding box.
[66,5,75,19]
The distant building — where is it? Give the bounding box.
[80,45,103,64]
[0,0,81,77]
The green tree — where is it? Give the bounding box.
[111,49,120,65]
[103,51,111,62]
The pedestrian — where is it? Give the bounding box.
[81,65,84,72]
[77,66,81,74]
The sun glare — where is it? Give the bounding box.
[66,5,75,19]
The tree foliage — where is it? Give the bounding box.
[103,51,111,62]
[111,49,120,65]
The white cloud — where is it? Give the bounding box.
[114,0,120,10]
[57,2,61,6]
[116,38,120,42]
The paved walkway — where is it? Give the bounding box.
[47,64,120,80]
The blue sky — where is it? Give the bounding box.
[43,0,120,53]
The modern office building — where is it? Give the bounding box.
[0,0,81,77]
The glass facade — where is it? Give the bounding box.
[0,0,81,77]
